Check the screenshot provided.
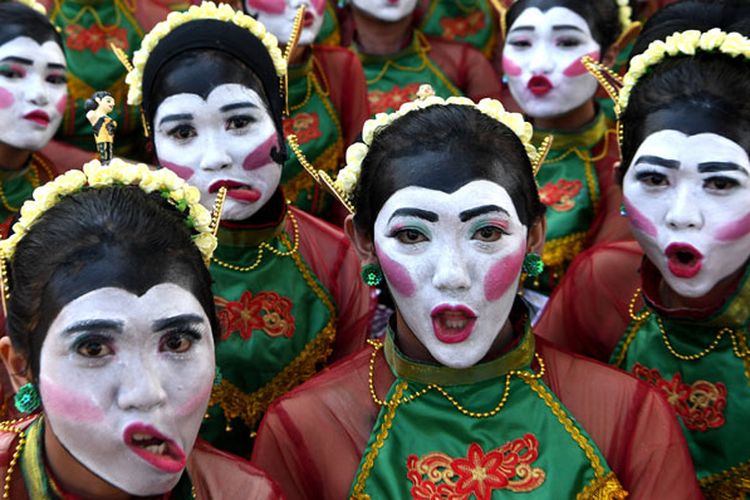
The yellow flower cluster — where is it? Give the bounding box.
[334,90,539,201]
[14,0,46,14]
[616,0,632,32]
[125,1,286,106]
[620,29,750,110]
[0,159,217,262]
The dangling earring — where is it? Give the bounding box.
[619,203,628,217]
[14,382,40,414]
[522,253,544,277]
[361,263,383,286]
[213,366,223,387]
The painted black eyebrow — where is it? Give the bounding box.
[634,155,680,169]
[552,24,585,32]
[459,204,509,222]
[152,314,205,332]
[388,208,439,223]
[159,113,193,125]
[220,102,257,113]
[47,63,66,71]
[697,161,749,175]
[0,56,33,65]
[62,319,124,337]
[508,25,534,34]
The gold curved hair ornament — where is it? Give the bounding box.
[110,43,152,137]
[287,134,319,182]
[487,0,509,42]
[613,21,642,58]
[581,55,624,116]
[207,186,227,265]
[532,135,554,176]
[283,4,306,116]
[317,170,355,215]
[0,255,9,318]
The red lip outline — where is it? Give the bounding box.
[665,243,703,279]
[208,179,261,203]
[527,75,554,97]
[23,109,51,126]
[303,11,314,27]
[123,423,186,474]
[430,304,477,344]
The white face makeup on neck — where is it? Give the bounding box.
[374,180,527,368]
[246,0,326,46]
[39,284,215,495]
[154,83,281,221]
[351,0,418,22]
[622,130,750,298]
[503,7,600,119]
[0,37,67,153]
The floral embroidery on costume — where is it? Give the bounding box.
[283,112,322,145]
[440,11,486,40]
[216,291,296,340]
[538,179,583,212]
[406,435,546,500]
[65,24,129,53]
[632,363,727,432]
[368,83,422,115]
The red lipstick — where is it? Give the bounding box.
[430,304,477,344]
[123,423,186,474]
[209,179,261,203]
[303,11,314,27]
[23,109,50,126]
[665,243,703,279]
[527,75,553,97]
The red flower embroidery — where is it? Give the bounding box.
[283,112,322,145]
[368,83,422,115]
[215,291,296,341]
[65,24,129,53]
[407,434,545,499]
[632,363,727,431]
[538,179,583,212]
[440,11,486,40]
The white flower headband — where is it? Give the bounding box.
[300,85,551,214]
[124,1,287,107]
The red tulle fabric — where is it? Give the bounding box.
[252,334,700,499]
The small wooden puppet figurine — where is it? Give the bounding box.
[85,91,117,164]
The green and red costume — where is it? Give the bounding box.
[417,0,499,59]
[538,240,750,497]
[253,301,699,499]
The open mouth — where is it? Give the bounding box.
[23,110,50,127]
[527,75,553,97]
[123,423,186,474]
[665,243,703,279]
[209,179,261,203]
[303,11,314,27]
[430,304,477,344]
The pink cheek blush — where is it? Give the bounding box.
[246,0,285,14]
[243,134,277,171]
[311,0,325,15]
[715,211,750,242]
[40,378,105,423]
[160,160,195,181]
[56,94,67,116]
[176,381,213,417]
[375,243,416,298]
[563,50,600,77]
[624,198,657,238]
[484,244,525,302]
[502,56,523,77]
[0,88,14,109]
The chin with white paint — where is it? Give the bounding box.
[39,284,215,495]
[503,7,600,119]
[153,83,282,221]
[0,37,67,152]
[351,0,418,22]
[622,130,750,298]
[374,180,527,368]
[247,0,326,46]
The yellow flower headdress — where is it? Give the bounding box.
[290,85,552,214]
[0,159,227,313]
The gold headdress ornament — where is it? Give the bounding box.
[294,85,552,215]
[0,160,224,315]
[11,0,46,14]
[283,4,306,116]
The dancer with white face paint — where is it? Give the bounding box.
[502,0,634,295]
[253,92,698,499]
[537,2,750,494]
[244,0,370,222]
[0,159,280,498]
[126,2,372,456]
[348,0,502,114]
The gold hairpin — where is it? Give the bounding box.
[282,5,306,116]
[317,170,354,214]
[582,55,624,116]
[532,135,553,176]
[0,255,9,318]
[488,0,508,41]
[287,134,318,182]
[111,43,152,137]
[613,21,642,57]
[206,186,227,265]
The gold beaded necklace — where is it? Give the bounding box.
[210,207,300,273]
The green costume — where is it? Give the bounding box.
[419,0,498,58]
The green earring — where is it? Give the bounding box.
[14,382,40,414]
[522,253,544,277]
[361,263,383,286]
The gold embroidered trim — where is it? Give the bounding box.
[699,458,750,499]
[208,233,338,432]
[350,381,407,499]
[613,315,649,368]
[578,472,628,500]
[542,231,587,269]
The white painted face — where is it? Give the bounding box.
[39,284,215,496]
[154,84,282,221]
[503,7,600,119]
[0,37,67,152]
[622,130,750,298]
[246,0,326,46]
[351,0,418,22]
[374,180,528,368]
